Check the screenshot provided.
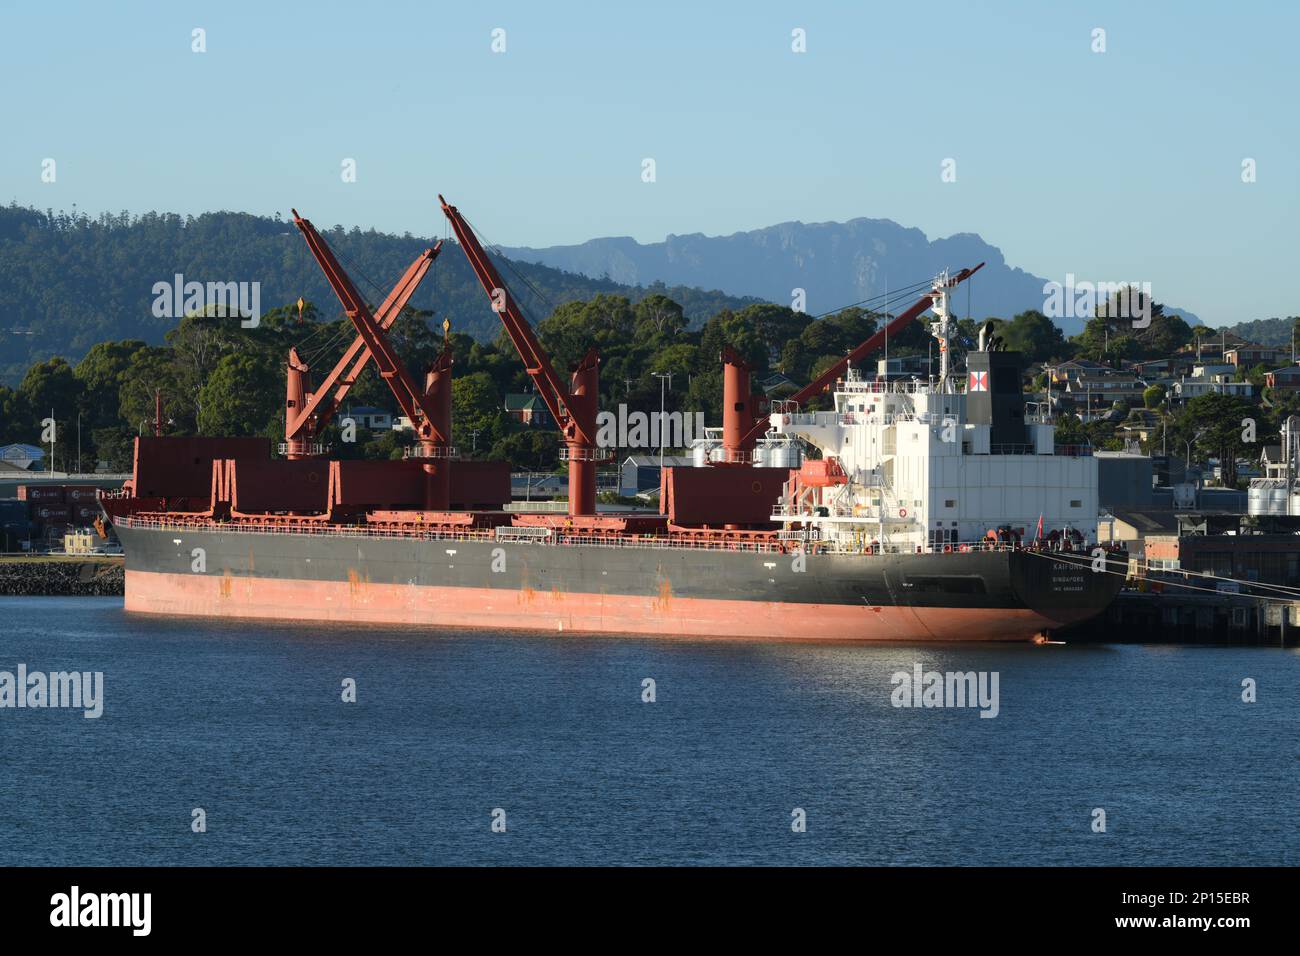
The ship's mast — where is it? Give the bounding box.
[928,270,954,394]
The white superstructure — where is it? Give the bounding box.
[766,275,1101,554]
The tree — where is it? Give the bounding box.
[488,429,558,472]
[0,385,35,443]
[451,372,503,457]
[1143,384,1166,408]
[19,358,82,444]
[1172,392,1268,486]
[119,347,188,434]
[75,340,147,430]
[196,353,281,437]
[1000,310,1068,362]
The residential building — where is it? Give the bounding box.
[1172,366,1253,402]
[757,372,799,396]
[505,393,554,428]
[1260,445,1288,479]
[1114,408,1163,444]
[0,443,44,470]
[1224,343,1289,368]
[1061,371,1145,409]
[341,406,392,431]
[1264,365,1300,392]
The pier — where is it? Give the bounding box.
[1061,589,1297,646]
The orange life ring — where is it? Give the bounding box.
[782,414,791,425]
[898,507,908,518]
[943,544,952,553]
[959,544,971,553]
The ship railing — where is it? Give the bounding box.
[117,515,1097,557]
[552,533,785,553]
[277,442,327,457]
[558,447,616,462]
[402,445,459,460]
[115,514,789,553]
[495,526,552,541]
[836,379,931,394]
[879,413,956,426]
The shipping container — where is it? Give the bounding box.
[64,486,100,503]
[17,485,64,503]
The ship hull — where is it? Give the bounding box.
[114,523,1122,642]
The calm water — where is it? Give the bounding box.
[0,596,1296,866]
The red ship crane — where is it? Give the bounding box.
[439,195,602,517]
[291,210,454,510]
[728,262,986,455]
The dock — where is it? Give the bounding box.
[1062,589,1297,646]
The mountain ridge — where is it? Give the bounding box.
[503,217,1200,334]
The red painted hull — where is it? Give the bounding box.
[125,569,1060,642]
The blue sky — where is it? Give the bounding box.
[2,0,1296,325]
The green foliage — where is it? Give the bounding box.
[1159,392,1271,486]
[1143,384,1166,408]
[488,429,558,471]
[1216,315,1300,348]
[452,372,502,456]
[0,203,759,387]
[196,352,282,437]
[20,357,80,425]
[1068,292,1191,363]
[998,310,1069,362]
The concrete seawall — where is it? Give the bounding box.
[0,556,124,597]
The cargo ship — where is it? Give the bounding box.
[102,199,1124,642]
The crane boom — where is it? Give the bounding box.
[439,195,601,516]
[285,243,440,448]
[292,209,448,446]
[737,262,985,448]
[438,196,593,444]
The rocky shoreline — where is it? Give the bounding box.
[0,557,125,597]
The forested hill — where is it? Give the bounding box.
[1219,316,1299,347]
[0,204,757,385]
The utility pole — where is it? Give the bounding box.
[77,412,82,474]
[652,371,672,476]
